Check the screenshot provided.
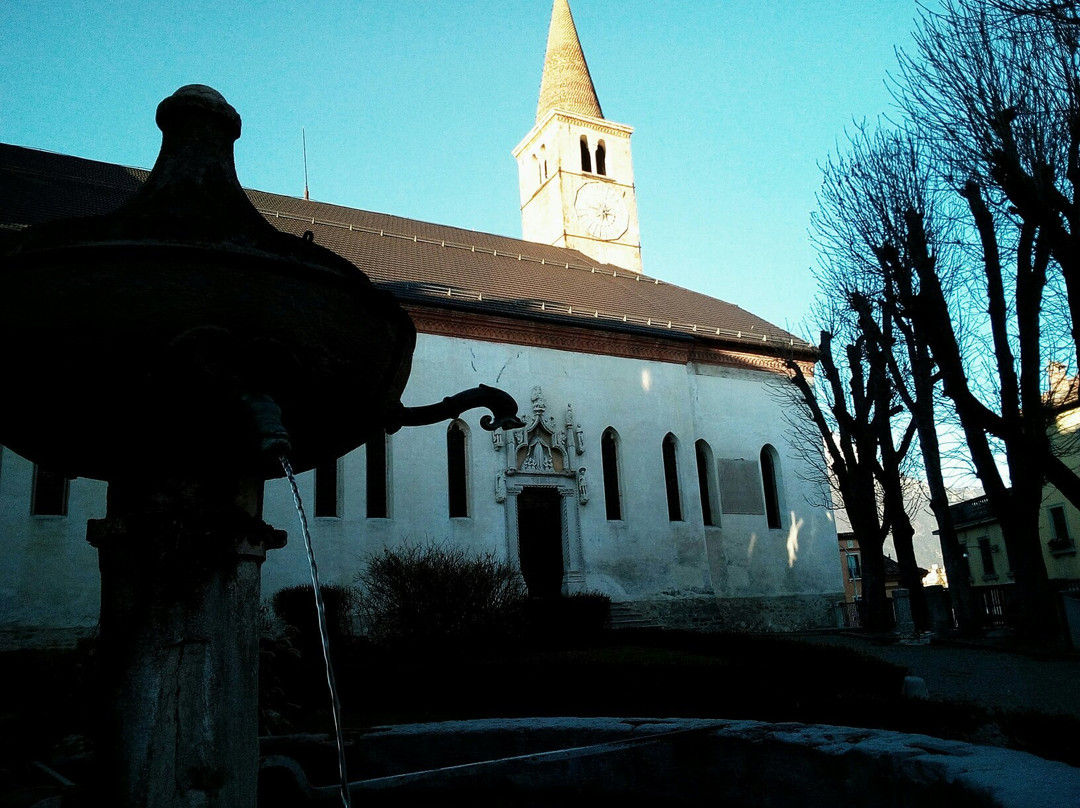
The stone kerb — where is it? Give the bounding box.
[261,717,1080,806]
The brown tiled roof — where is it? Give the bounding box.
[0,143,813,358]
[536,0,603,122]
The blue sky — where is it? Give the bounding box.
[1,1,922,336]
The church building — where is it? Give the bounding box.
[0,0,842,645]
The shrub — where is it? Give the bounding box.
[269,583,357,647]
[355,543,528,647]
[526,590,612,641]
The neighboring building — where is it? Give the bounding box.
[835,532,926,628]
[949,494,1013,626]
[1041,363,1080,583]
[838,533,864,605]
[0,0,843,646]
[922,565,948,588]
[946,363,1080,627]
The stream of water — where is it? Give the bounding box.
[281,456,352,808]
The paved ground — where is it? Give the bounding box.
[792,631,1080,718]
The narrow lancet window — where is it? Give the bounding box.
[31,465,68,516]
[447,420,468,518]
[314,458,340,517]
[761,445,782,529]
[662,433,682,521]
[601,427,622,520]
[367,431,389,519]
[695,440,718,527]
[595,141,606,175]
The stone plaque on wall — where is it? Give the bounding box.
[719,459,764,515]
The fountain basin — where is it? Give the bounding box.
[259,717,1080,807]
[0,85,415,480]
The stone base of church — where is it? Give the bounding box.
[636,593,842,633]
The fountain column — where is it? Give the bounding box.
[87,475,285,808]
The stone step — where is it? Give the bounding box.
[609,602,664,630]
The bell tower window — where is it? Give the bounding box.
[595,141,606,176]
[580,135,592,173]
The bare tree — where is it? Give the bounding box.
[785,288,921,631]
[886,0,1080,636]
[814,125,985,634]
[991,1,1080,26]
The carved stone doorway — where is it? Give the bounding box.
[516,487,564,598]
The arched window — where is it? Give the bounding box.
[595,140,607,175]
[367,431,389,519]
[601,427,622,520]
[662,433,682,521]
[580,135,592,172]
[760,444,782,529]
[314,458,340,517]
[695,440,720,527]
[447,420,469,518]
[31,464,68,516]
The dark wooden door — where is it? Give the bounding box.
[517,487,564,598]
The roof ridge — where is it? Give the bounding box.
[0,142,815,356]
[394,280,807,348]
[255,203,658,280]
[0,160,149,191]
[258,206,810,349]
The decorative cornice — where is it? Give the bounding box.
[405,304,809,377]
[553,112,632,139]
[513,110,632,158]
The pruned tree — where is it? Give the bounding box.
[814,124,985,635]
[887,0,1080,636]
[784,290,923,631]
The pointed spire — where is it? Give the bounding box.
[536,0,603,123]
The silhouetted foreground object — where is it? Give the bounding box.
[0,84,418,481]
[0,85,520,808]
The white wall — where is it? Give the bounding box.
[0,332,841,640]
[262,334,841,606]
[0,448,105,634]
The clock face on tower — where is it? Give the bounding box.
[574,182,629,241]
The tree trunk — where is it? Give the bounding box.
[889,510,929,630]
[857,531,893,631]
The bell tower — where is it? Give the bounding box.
[513,0,642,273]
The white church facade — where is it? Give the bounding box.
[0,0,842,646]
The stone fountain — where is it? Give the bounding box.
[0,85,518,807]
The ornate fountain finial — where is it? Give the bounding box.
[156,84,242,140]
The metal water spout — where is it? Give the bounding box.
[0,85,520,807]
